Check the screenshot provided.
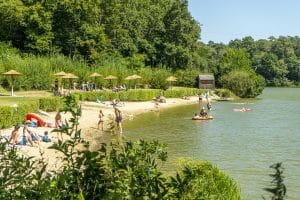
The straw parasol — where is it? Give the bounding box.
[90,72,102,90]
[62,73,78,90]
[166,76,177,89]
[104,75,117,80]
[2,70,22,96]
[104,75,117,88]
[125,74,142,89]
[90,72,102,78]
[54,71,66,92]
[54,71,66,76]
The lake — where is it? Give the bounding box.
[121,88,300,200]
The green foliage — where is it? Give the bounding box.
[0,94,241,199]
[0,101,39,128]
[38,97,64,112]
[220,70,265,98]
[213,88,233,98]
[0,96,65,128]
[175,69,200,87]
[255,53,290,86]
[164,88,204,98]
[76,88,221,102]
[263,163,287,200]
[169,159,241,199]
[217,48,253,85]
[149,68,170,90]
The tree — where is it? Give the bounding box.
[256,53,289,86]
[161,0,201,69]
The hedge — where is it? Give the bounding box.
[74,88,233,102]
[0,97,65,129]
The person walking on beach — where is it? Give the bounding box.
[113,105,123,134]
[97,110,104,130]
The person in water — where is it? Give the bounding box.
[207,102,212,111]
[113,104,123,134]
[200,107,208,117]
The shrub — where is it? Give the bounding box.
[149,68,170,90]
[0,101,39,128]
[175,69,200,87]
[164,88,204,98]
[169,159,241,199]
[39,97,65,112]
[214,88,233,98]
[220,70,265,98]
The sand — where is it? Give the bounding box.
[0,95,209,170]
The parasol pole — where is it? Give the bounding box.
[11,76,14,96]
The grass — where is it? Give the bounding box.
[0,90,53,105]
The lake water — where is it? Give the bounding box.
[120,88,300,200]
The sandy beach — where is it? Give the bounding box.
[0,95,206,170]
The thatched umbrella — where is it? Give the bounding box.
[2,70,22,96]
[62,73,78,90]
[54,71,66,93]
[90,72,102,78]
[125,74,141,89]
[166,76,177,89]
[54,71,66,76]
[90,72,102,90]
[104,75,117,89]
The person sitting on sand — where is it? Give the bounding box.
[23,120,38,147]
[42,131,51,143]
[9,124,21,145]
[55,111,64,142]
[200,107,208,117]
[97,110,104,130]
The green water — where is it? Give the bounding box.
[121,88,300,200]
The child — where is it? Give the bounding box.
[42,131,51,143]
[97,110,104,130]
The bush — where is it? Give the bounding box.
[164,88,204,98]
[214,88,233,98]
[0,101,39,128]
[220,70,265,98]
[38,97,65,112]
[175,69,200,87]
[149,68,170,90]
[170,159,241,199]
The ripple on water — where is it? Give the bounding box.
[107,88,300,200]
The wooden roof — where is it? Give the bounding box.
[199,74,214,80]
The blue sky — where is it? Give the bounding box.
[188,0,300,44]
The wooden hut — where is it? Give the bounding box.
[198,74,215,89]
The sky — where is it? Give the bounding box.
[188,0,300,44]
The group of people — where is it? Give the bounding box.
[8,120,47,147]
[98,101,123,133]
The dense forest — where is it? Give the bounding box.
[0,0,299,97]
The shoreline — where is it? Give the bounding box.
[0,95,211,170]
